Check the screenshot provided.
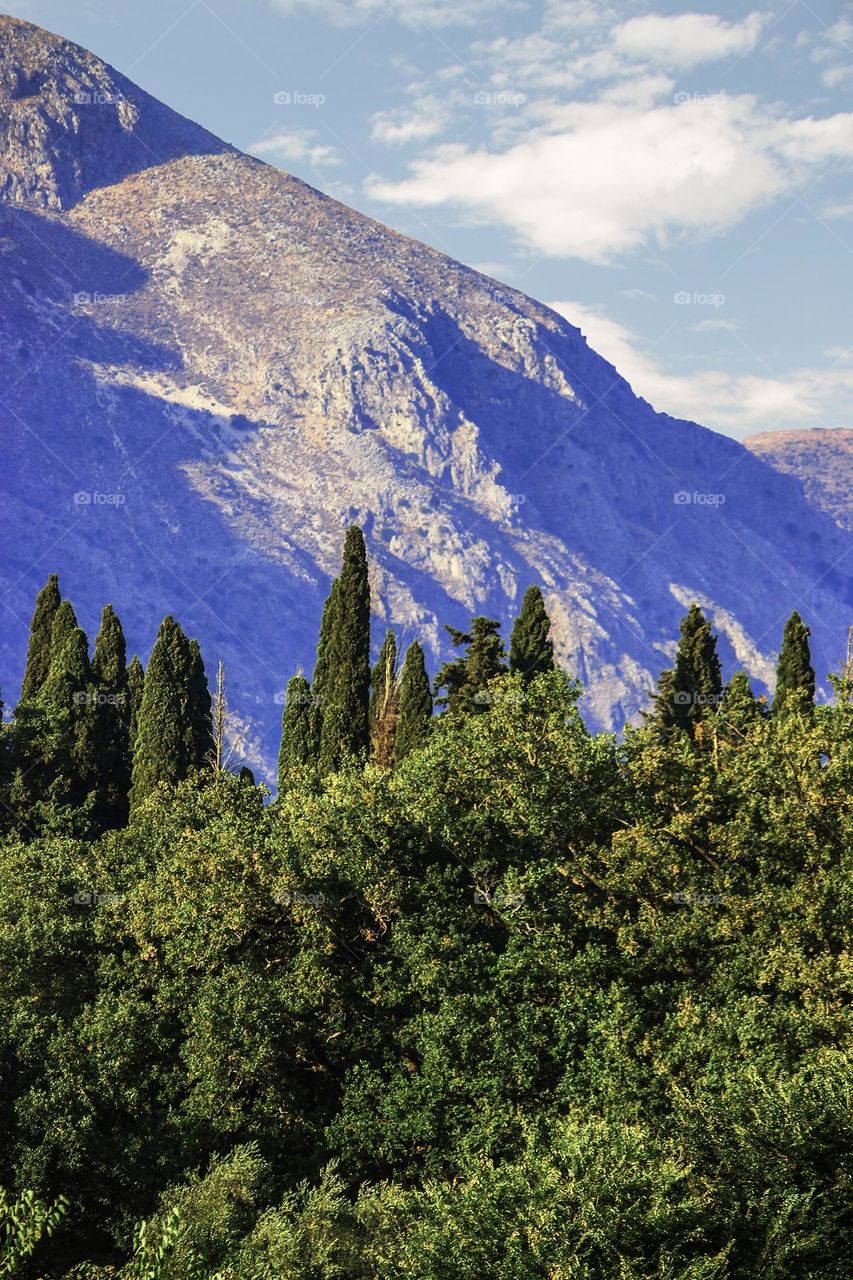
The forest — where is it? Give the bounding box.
[0,527,850,1278]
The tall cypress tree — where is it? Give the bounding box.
[31,625,100,833]
[129,617,200,813]
[509,586,555,684]
[19,573,61,703]
[92,605,131,830]
[774,611,815,713]
[435,617,507,714]
[126,656,145,752]
[651,604,722,735]
[395,641,433,762]
[370,630,399,768]
[317,526,371,768]
[720,669,765,736]
[278,674,321,786]
[48,600,78,676]
[312,579,341,710]
[188,638,214,769]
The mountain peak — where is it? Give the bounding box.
[0,14,227,209]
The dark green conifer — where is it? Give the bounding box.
[718,669,766,743]
[278,674,321,786]
[92,605,131,830]
[509,586,555,684]
[317,526,371,768]
[774,611,815,713]
[651,604,722,735]
[435,617,507,714]
[19,574,61,703]
[370,630,398,768]
[47,600,78,672]
[34,625,100,831]
[126,656,144,751]
[395,641,433,762]
[188,638,214,769]
[129,617,200,813]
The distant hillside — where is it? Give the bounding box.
[745,429,853,532]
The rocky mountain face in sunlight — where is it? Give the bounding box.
[745,429,853,533]
[1,15,851,777]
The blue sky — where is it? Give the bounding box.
[11,0,853,439]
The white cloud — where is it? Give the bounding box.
[612,12,766,70]
[251,129,342,168]
[371,96,450,145]
[367,94,853,262]
[548,300,853,433]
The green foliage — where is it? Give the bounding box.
[774,609,816,713]
[650,603,722,736]
[395,640,432,763]
[278,674,321,785]
[434,616,507,714]
[92,606,131,830]
[19,573,61,704]
[126,656,145,753]
[369,630,398,768]
[508,585,554,683]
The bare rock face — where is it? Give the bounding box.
[745,429,853,532]
[0,15,226,208]
[0,16,851,778]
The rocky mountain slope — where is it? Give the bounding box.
[1,15,851,777]
[745,429,853,532]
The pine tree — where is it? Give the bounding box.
[19,574,61,704]
[129,617,201,813]
[774,611,815,713]
[317,526,371,768]
[126,656,145,751]
[91,605,130,830]
[435,617,507,714]
[277,674,321,786]
[188,638,214,769]
[395,641,433,762]
[509,586,555,684]
[651,604,722,735]
[370,630,399,768]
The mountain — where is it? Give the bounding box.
[745,429,853,533]
[1,14,851,778]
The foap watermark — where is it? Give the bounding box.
[73,691,126,707]
[74,90,126,106]
[672,690,725,708]
[273,688,326,707]
[274,890,326,907]
[72,890,125,907]
[674,290,725,308]
[673,490,726,507]
[473,888,524,908]
[73,290,128,306]
[673,91,729,106]
[671,890,725,906]
[472,688,526,708]
[473,90,526,107]
[73,491,126,508]
[273,90,326,107]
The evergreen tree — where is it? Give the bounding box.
[188,638,214,769]
[317,526,371,768]
[370,630,399,768]
[129,617,202,813]
[650,604,722,735]
[29,625,100,832]
[47,600,78,672]
[277,675,321,786]
[19,574,61,704]
[92,605,131,830]
[126,656,145,751]
[509,586,555,684]
[395,641,433,763]
[435,617,507,714]
[774,611,815,713]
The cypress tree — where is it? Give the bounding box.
[188,638,214,769]
[720,669,765,738]
[370,630,399,768]
[19,573,61,703]
[652,604,722,735]
[509,586,555,684]
[317,526,371,768]
[34,625,100,832]
[395,641,433,762]
[92,605,131,830]
[129,617,199,813]
[435,617,507,714]
[278,674,321,786]
[774,611,815,713]
[126,656,145,751]
[48,600,78,671]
